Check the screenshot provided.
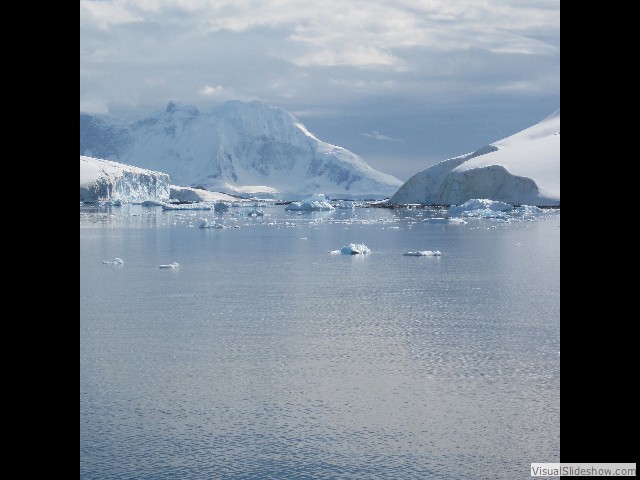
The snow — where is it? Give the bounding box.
[402,251,441,256]
[330,243,371,255]
[169,185,240,203]
[80,156,170,203]
[389,109,560,206]
[285,193,335,211]
[80,100,403,199]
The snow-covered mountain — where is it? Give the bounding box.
[80,101,403,199]
[80,156,170,203]
[389,109,560,206]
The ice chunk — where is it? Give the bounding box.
[102,257,124,265]
[333,200,356,209]
[423,218,467,224]
[199,220,225,229]
[330,243,371,255]
[447,199,514,219]
[286,194,335,211]
[241,208,264,217]
[402,251,441,256]
[213,202,229,212]
[158,262,179,268]
[162,203,212,211]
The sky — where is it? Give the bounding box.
[80,0,560,181]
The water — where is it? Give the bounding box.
[80,204,560,479]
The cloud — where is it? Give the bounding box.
[199,85,225,96]
[80,0,559,179]
[361,131,403,142]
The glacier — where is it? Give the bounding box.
[80,156,170,203]
[80,100,403,199]
[389,109,560,206]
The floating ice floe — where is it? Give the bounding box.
[333,200,356,209]
[402,250,441,256]
[102,257,124,265]
[447,199,513,219]
[158,262,179,269]
[240,208,264,217]
[162,203,212,211]
[199,220,225,229]
[286,194,335,211]
[423,217,467,224]
[329,243,371,255]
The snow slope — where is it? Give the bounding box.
[80,101,403,199]
[389,109,560,206]
[80,156,170,203]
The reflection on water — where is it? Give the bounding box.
[81,204,559,479]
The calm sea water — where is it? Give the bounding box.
[80,204,560,480]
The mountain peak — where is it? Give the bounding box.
[80,100,402,199]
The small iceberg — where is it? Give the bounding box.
[199,219,225,229]
[140,200,166,207]
[102,257,124,265]
[158,262,179,269]
[330,243,371,255]
[213,202,229,212]
[402,250,441,256]
[286,194,335,211]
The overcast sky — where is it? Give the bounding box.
[80,0,560,181]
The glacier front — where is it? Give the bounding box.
[80,156,170,203]
[389,110,560,206]
[80,100,403,200]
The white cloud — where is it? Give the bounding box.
[199,85,224,96]
[361,131,403,142]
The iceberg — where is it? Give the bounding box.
[329,243,371,255]
[240,208,264,217]
[402,251,441,256]
[158,262,179,269]
[285,194,335,211]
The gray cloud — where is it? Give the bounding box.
[80,0,559,179]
